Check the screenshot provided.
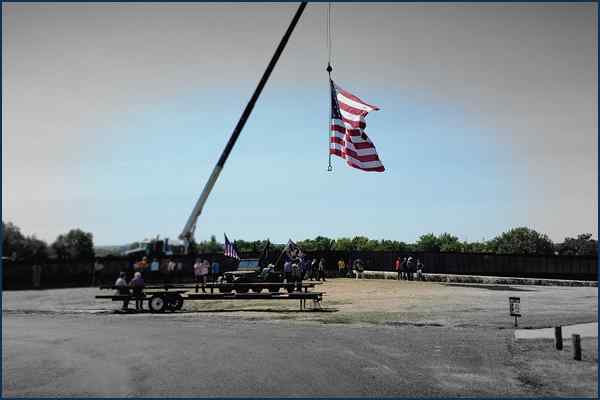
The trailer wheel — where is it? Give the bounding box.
[269,286,280,293]
[219,286,232,293]
[149,294,166,313]
[236,286,249,294]
[286,284,295,293]
[166,294,183,311]
[252,287,263,293]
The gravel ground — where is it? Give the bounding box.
[2,279,597,397]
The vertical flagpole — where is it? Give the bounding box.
[179,2,308,247]
[326,2,333,172]
[327,63,333,172]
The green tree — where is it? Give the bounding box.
[2,221,49,261]
[51,229,95,260]
[298,236,335,251]
[416,233,440,252]
[198,235,223,253]
[21,235,49,261]
[2,221,25,260]
[462,241,492,253]
[350,236,378,251]
[438,233,463,252]
[333,237,354,251]
[488,227,554,255]
[556,233,597,256]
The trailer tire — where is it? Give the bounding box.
[219,286,232,293]
[252,287,263,293]
[149,294,166,313]
[269,286,280,293]
[166,294,183,311]
[237,287,249,294]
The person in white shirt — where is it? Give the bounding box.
[167,259,176,283]
[115,272,130,309]
[199,259,210,293]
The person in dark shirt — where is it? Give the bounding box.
[416,259,425,281]
[407,257,416,281]
[130,272,145,311]
[318,258,326,282]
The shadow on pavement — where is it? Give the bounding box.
[442,283,536,292]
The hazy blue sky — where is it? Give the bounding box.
[3,3,597,246]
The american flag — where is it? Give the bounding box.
[329,79,385,172]
[223,234,239,260]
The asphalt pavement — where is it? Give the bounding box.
[2,284,597,397]
[4,312,525,397]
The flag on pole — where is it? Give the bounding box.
[329,80,385,172]
[285,239,301,259]
[224,234,240,260]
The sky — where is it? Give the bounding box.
[2,2,597,246]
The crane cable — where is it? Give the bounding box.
[327,2,334,172]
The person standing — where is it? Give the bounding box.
[130,272,145,311]
[115,272,130,310]
[309,258,317,281]
[318,258,326,282]
[200,259,210,292]
[92,259,105,286]
[283,260,292,283]
[193,259,202,289]
[176,261,183,283]
[407,257,416,281]
[166,259,176,283]
[353,259,364,280]
[32,264,42,289]
[150,258,160,282]
[291,262,302,291]
[337,259,346,278]
[400,257,407,280]
[211,260,221,282]
[135,256,149,274]
[394,257,401,280]
[416,259,424,281]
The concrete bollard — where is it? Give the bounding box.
[572,334,582,361]
[555,326,563,350]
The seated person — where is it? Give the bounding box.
[115,272,129,309]
[260,264,275,279]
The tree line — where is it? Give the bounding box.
[217,227,597,256]
[2,222,94,262]
[2,221,596,262]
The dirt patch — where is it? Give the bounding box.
[171,279,599,329]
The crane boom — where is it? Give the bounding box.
[178,2,308,249]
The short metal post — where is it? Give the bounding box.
[555,326,563,350]
[514,315,518,327]
[572,334,582,361]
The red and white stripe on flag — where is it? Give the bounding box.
[224,234,240,260]
[329,80,385,172]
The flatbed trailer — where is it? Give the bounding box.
[96,282,324,312]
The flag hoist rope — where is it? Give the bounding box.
[179,2,308,250]
[326,2,334,172]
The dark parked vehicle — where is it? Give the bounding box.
[220,259,287,293]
